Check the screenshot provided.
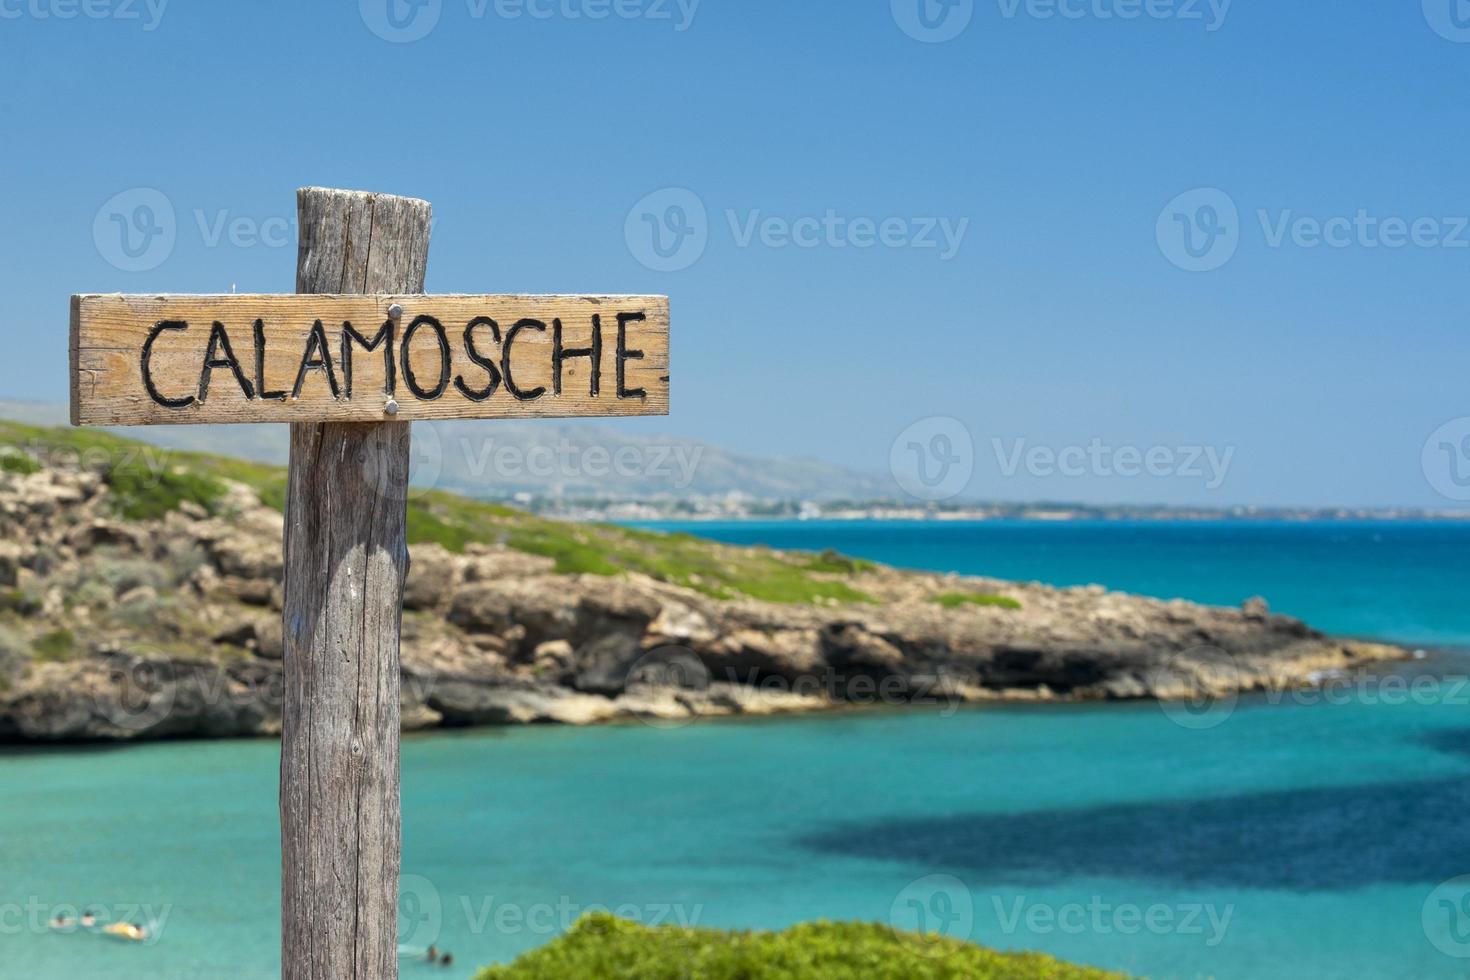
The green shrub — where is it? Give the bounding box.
[934,592,1022,611]
[473,913,1124,980]
[800,549,877,575]
[32,629,76,663]
[0,589,42,617]
[0,450,40,475]
[106,464,229,521]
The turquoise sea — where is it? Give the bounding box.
[3,520,1470,979]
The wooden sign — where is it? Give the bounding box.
[70,186,676,980]
[71,293,670,425]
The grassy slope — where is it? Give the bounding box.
[0,420,875,605]
[472,913,1125,980]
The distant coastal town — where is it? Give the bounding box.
[502,494,1470,524]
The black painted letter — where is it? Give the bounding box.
[454,317,502,402]
[254,320,286,401]
[341,319,396,400]
[400,315,451,400]
[198,321,255,403]
[502,319,547,401]
[616,311,647,399]
[291,319,341,400]
[552,316,602,396]
[141,320,196,409]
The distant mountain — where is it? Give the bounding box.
[0,401,888,502]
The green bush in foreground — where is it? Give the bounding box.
[473,913,1125,980]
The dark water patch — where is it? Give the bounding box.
[1419,726,1470,762]
[800,774,1470,892]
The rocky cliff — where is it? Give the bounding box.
[0,421,1405,742]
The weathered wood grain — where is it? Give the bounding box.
[70,292,670,425]
[281,188,428,980]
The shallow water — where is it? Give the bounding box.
[4,519,1470,979]
[5,679,1470,979]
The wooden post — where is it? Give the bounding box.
[281,187,431,980]
[68,183,669,977]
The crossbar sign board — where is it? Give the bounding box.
[71,293,670,426]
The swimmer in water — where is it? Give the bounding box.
[103,922,149,943]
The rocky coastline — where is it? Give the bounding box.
[0,450,1408,743]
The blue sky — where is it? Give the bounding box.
[3,0,1468,508]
